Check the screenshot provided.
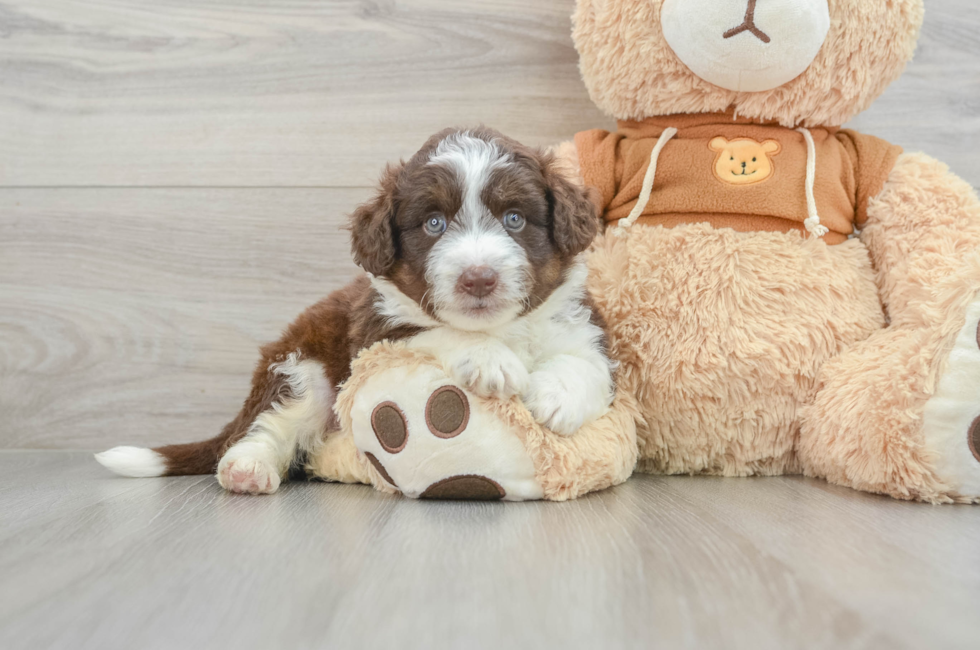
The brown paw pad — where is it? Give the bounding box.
[364,451,397,487]
[969,416,980,463]
[425,385,469,439]
[420,475,505,500]
[371,401,408,453]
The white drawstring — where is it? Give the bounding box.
[795,127,829,237]
[616,127,678,231]
[616,125,827,239]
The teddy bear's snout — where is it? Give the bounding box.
[661,0,830,93]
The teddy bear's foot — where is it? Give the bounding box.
[801,293,980,503]
[325,342,638,502]
[920,294,980,501]
[347,362,544,501]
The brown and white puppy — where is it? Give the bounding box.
[95,127,614,494]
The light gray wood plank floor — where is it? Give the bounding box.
[1,452,979,650]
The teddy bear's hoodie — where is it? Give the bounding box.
[575,112,902,244]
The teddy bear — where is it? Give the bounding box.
[555,0,980,503]
[307,341,640,501]
[311,0,980,504]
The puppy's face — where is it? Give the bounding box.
[351,128,599,331]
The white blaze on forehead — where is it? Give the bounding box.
[424,132,531,331]
[428,132,512,228]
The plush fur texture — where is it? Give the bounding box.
[567,0,980,503]
[587,224,883,477]
[799,153,980,503]
[573,0,923,127]
[324,342,638,501]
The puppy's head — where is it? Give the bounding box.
[350,127,599,331]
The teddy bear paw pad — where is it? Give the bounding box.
[371,401,408,453]
[364,451,397,487]
[425,385,469,438]
[420,475,505,500]
[349,363,544,501]
[968,418,980,464]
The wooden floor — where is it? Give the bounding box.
[1,452,979,650]
[2,2,980,648]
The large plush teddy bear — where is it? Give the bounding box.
[313,0,980,504]
[560,0,980,503]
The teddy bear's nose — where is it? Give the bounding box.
[723,0,771,44]
[741,161,747,168]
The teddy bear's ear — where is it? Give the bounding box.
[349,162,404,276]
[762,140,781,154]
[709,137,729,152]
[542,154,601,258]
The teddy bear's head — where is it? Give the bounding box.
[573,0,924,127]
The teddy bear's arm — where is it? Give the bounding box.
[860,152,980,324]
[799,152,980,503]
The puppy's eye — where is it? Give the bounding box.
[423,214,447,236]
[503,211,525,232]
[730,156,734,161]
[752,157,757,162]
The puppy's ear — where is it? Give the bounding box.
[349,162,403,276]
[542,154,601,257]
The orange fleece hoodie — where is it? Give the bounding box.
[575,112,902,244]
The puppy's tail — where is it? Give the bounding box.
[96,345,298,478]
[95,435,228,477]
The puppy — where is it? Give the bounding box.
[96,127,615,494]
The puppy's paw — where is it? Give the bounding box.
[523,372,587,436]
[448,344,529,399]
[217,455,281,494]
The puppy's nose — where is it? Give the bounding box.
[457,266,498,298]
[741,161,747,168]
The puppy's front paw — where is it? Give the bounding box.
[523,373,587,436]
[449,345,529,399]
[217,455,281,494]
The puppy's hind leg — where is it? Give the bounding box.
[218,352,336,494]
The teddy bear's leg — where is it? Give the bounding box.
[800,153,980,503]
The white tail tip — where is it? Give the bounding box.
[94,446,167,478]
